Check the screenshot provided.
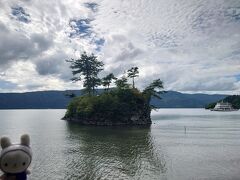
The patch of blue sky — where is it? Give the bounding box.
[94,38,105,51]
[69,19,93,38]
[11,6,31,23]
[84,2,98,12]
[235,74,240,81]
[69,18,105,51]
[95,38,105,46]
[224,74,240,81]
[0,80,17,89]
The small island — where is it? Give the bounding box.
[63,52,164,125]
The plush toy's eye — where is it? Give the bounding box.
[4,163,8,167]
[22,162,26,166]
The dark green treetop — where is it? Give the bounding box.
[101,73,117,91]
[66,52,104,95]
[127,67,139,88]
[88,76,102,95]
[143,78,164,102]
[115,76,130,89]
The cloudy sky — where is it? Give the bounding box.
[0,0,239,94]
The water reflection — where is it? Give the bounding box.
[64,123,167,180]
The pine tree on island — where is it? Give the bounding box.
[101,73,117,92]
[127,67,139,89]
[66,52,104,96]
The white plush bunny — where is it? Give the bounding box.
[0,134,32,180]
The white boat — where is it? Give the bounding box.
[211,101,238,111]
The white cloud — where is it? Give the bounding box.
[0,61,81,92]
[0,0,239,94]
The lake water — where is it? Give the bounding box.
[0,109,240,180]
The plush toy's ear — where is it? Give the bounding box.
[0,136,11,149]
[20,134,30,146]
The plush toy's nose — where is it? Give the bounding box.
[13,163,17,168]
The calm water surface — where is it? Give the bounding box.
[0,109,240,180]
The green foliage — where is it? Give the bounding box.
[66,52,104,95]
[88,76,102,95]
[224,95,240,109]
[64,88,149,122]
[143,79,164,101]
[115,76,130,89]
[205,102,216,109]
[127,67,139,88]
[101,73,117,91]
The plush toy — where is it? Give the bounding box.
[0,134,32,180]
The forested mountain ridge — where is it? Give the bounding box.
[0,90,226,109]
